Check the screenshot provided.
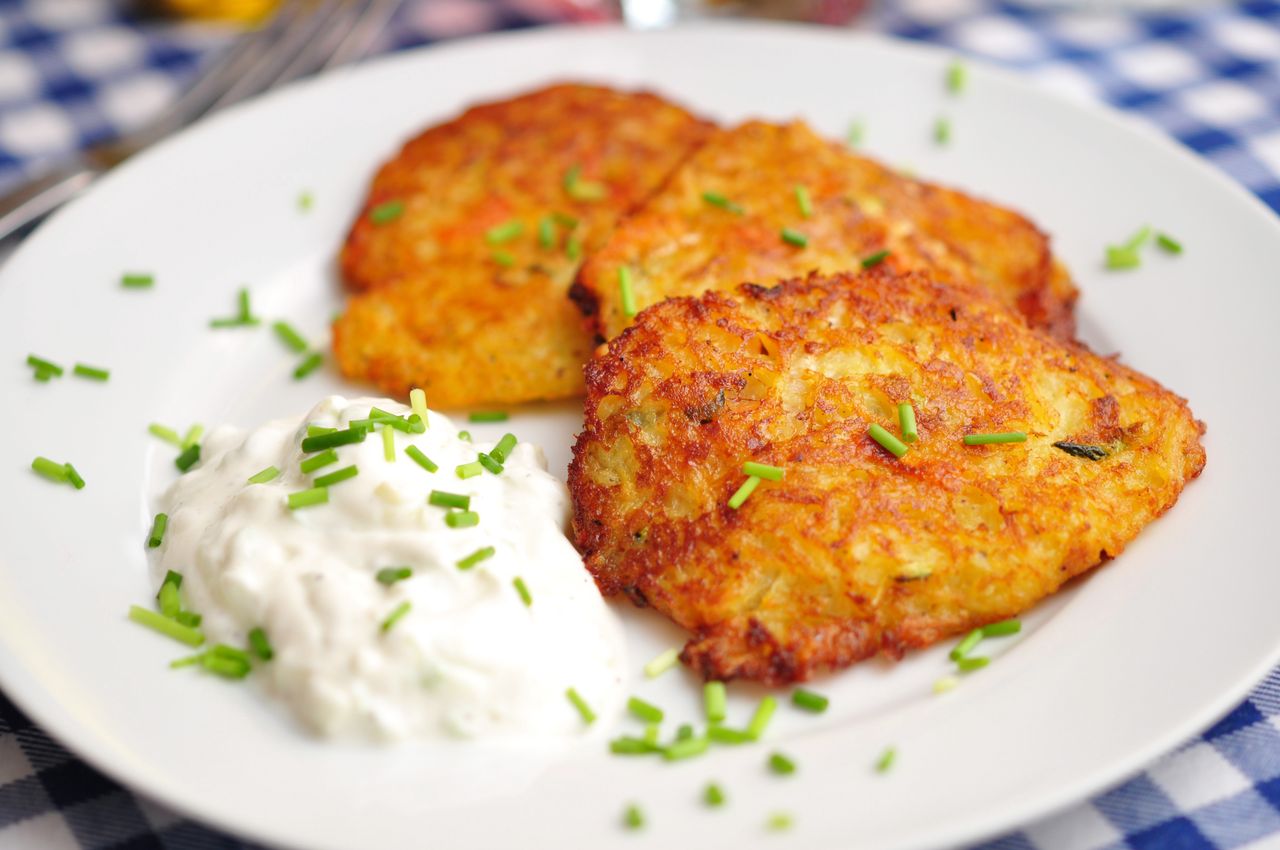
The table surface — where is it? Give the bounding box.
[1,1,1279,848]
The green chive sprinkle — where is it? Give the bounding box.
[1106,226,1151,269]
[381,601,411,632]
[610,736,659,755]
[429,490,470,510]
[210,644,249,664]
[456,461,483,479]
[182,425,203,449]
[983,618,1021,637]
[236,288,253,321]
[704,783,726,807]
[748,695,778,740]
[951,628,984,660]
[619,266,637,318]
[794,184,813,218]
[370,200,404,224]
[676,724,694,741]
[566,234,583,261]
[485,220,523,244]
[175,611,202,628]
[128,605,204,647]
[491,250,515,267]
[564,165,607,201]
[202,652,251,679]
[643,724,660,745]
[476,453,502,475]
[491,433,518,464]
[469,411,509,423]
[313,465,358,488]
[456,546,495,570]
[409,388,429,426]
[622,804,644,830]
[121,273,154,288]
[644,647,680,678]
[513,576,532,606]
[377,567,413,585]
[158,580,181,618]
[72,363,109,381]
[957,655,989,672]
[381,424,395,462]
[31,456,69,483]
[875,746,896,773]
[934,675,960,694]
[566,688,596,724]
[63,463,85,489]
[301,427,365,453]
[704,681,727,723]
[766,813,794,831]
[768,752,796,775]
[791,688,829,713]
[702,191,745,214]
[287,487,328,510]
[300,449,338,474]
[27,355,63,377]
[847,119,865,147]
[662,736,709,761]
[947,59,967,94]
[707,726,754,744]
[741,461,784,481]
[148,424,183,447]
[728,476,761,509]
[297,190,313,212]
[458,430,472,442]
[869,424,908,458]
[553,212,579,229]
[272,321,308,353]
[862,249,891,269]
[307,425,336,438]
[627,696,664,724]
[963,431,1027,445]
[174,443,201,473]
[158,569,183,592]
[248,627,274,661]
[209,316,259,329]
[780,227,808,248]
[293,352,324,380]
[898,403,918,443]
[445,510,479,529]
[1157,232,1183,254]
[147,513,168,548]
[247,466,279,484]
[405,445,439,473]
[538,216,555,249]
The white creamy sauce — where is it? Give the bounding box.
[154,396,626,742]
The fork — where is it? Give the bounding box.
[0,0,402,244]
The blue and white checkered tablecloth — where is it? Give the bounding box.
[1,1,1279,848]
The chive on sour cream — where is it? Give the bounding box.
[152,396,626,742]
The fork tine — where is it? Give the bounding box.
[268,0,377,86]
[320,0,403,71]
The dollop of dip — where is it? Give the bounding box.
[154,396,625,742]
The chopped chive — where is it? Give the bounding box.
[538,216,555,249]
[209,316,260,329]
[676,724,694,741]
[704,783,726,807]
[1105,247,1141,270]
[370,200,404,224]
[622,804,644,830]
[73,363,109,381]
[381,424,395,462]
[566,688,596,724]
[875,746,896,773]
[947,58,967,94]
[158,569,183,592]
[307,424,336,438]
[148,423,183,447]
[643,724,660,745]
[63,463,85,489]
[293,352,324,380]
[247,466,279,484]
[469,411,509,423]
[299,449,338,474]
[491,433,518,464]
[566,233,582,261]
[707,725,754,744]
[456,546,495,570]
[950,628,984,660]
[377,566,413,585]
[236,288,253,322]
[485,220,523,244]
[862,249,891,269]
[313,465,358,488]
[301,427,365,453]
[129,605,204,647]
[934,675,960,694]
[701,191,745,214]
[175,611,202,628]
[847,119,865,147]
[27,355,63,377]
[297,190,313,212]
[121,272,154,288]
[898,403,918,443]
[627,696,664,724]
[429,490,470,509]
[794,184,813,218]
[935,116,952,145]
[982,618,1021,637]
[513,576,532,606]
[963,431,1027,445]
[170,653,203,669]
[766,813,794,832]
[1156,232,1183,254]
[174,443,201,472]
[791,688,829,713]
[553,212,579,229]
[768,752,797,775]
[477,452,503,475]
[182,424,203,449]
[704,681,727,723]
[610,736,659,755]
[1123,225,1152,251]
[619,266,637,318]
[869,424,908,458]
[33,366,56,382]
[491,250,515,267]
[564,165,607,201]
[405,445,439,473]
[662,736,709,761]
[31,456,69,483]
[957,655,989,672]
[747,695,778,740]
[248,627,273,661]
[445,510,479,529]
[458,430,472,442]
[147,513,168,548]
[202,653,251,679]
[456,461,483,479]
[406,413,425,434]
[286,486,328,510]
[272,321,308,353]
[728,476,761,509]
[741,461,784,481]
[381,601,412,632]
[644,647,680,678]
[158,580,181,618]
[409,388,429,426]
[780,227,808,248]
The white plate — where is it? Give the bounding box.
[1,22,1278,850]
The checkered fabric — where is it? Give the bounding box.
[1,1,1279,848]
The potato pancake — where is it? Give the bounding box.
[333,83,714,407]
[569,269,1204,685]
[574,121,1078,342]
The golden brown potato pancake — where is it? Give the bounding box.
[333,83,714,407]
[574,121,1078,342]
[569,269,1204,685]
